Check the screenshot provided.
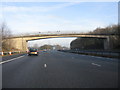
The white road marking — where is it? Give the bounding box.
[91,63,101,67]
[0,55,25,64]
[90,56,102,58]
[44,64,47,68]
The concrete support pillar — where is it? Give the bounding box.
[104,36,113,50]
[104,38,109,50]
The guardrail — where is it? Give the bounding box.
[0,51,27,56]
[58,49,120,58]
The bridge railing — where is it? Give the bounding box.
[12,31,118,37]
[12,31,87,37]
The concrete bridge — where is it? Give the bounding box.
[5,33,115,51]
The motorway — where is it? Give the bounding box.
[2,50,118,88]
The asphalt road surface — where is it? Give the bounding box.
[2,50,118,88]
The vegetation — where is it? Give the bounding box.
[89,24,119,35]
[29,44,69,50]
[39,45,53,50]
[70,24,120,50]
[0,22,14,51]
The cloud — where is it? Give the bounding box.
[7,13,108,35]
[1,2,80,13]
[1,2,117,35]
[0,14,2,19]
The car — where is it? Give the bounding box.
[28,48,39,56]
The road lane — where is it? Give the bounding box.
[2,54,26,61]
[2,50,118,88]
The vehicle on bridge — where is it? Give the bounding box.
[28,48,39,56]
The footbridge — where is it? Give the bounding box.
[5,33,115,51]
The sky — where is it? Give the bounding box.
[0,1,118,48]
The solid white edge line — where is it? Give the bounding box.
[0,55,25,64]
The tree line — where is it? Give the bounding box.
[70,24,120,50]
[29,44,69,50]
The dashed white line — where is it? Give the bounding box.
[72,57,74,59]
[0,55,25,64]
[44,64,47,68]
[91,63,101,67]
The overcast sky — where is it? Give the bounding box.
[0,0,118,47]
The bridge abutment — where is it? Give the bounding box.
[11,38,28,51]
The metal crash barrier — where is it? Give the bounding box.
[58,49,119,58]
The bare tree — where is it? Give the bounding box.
[0,22,13,51]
